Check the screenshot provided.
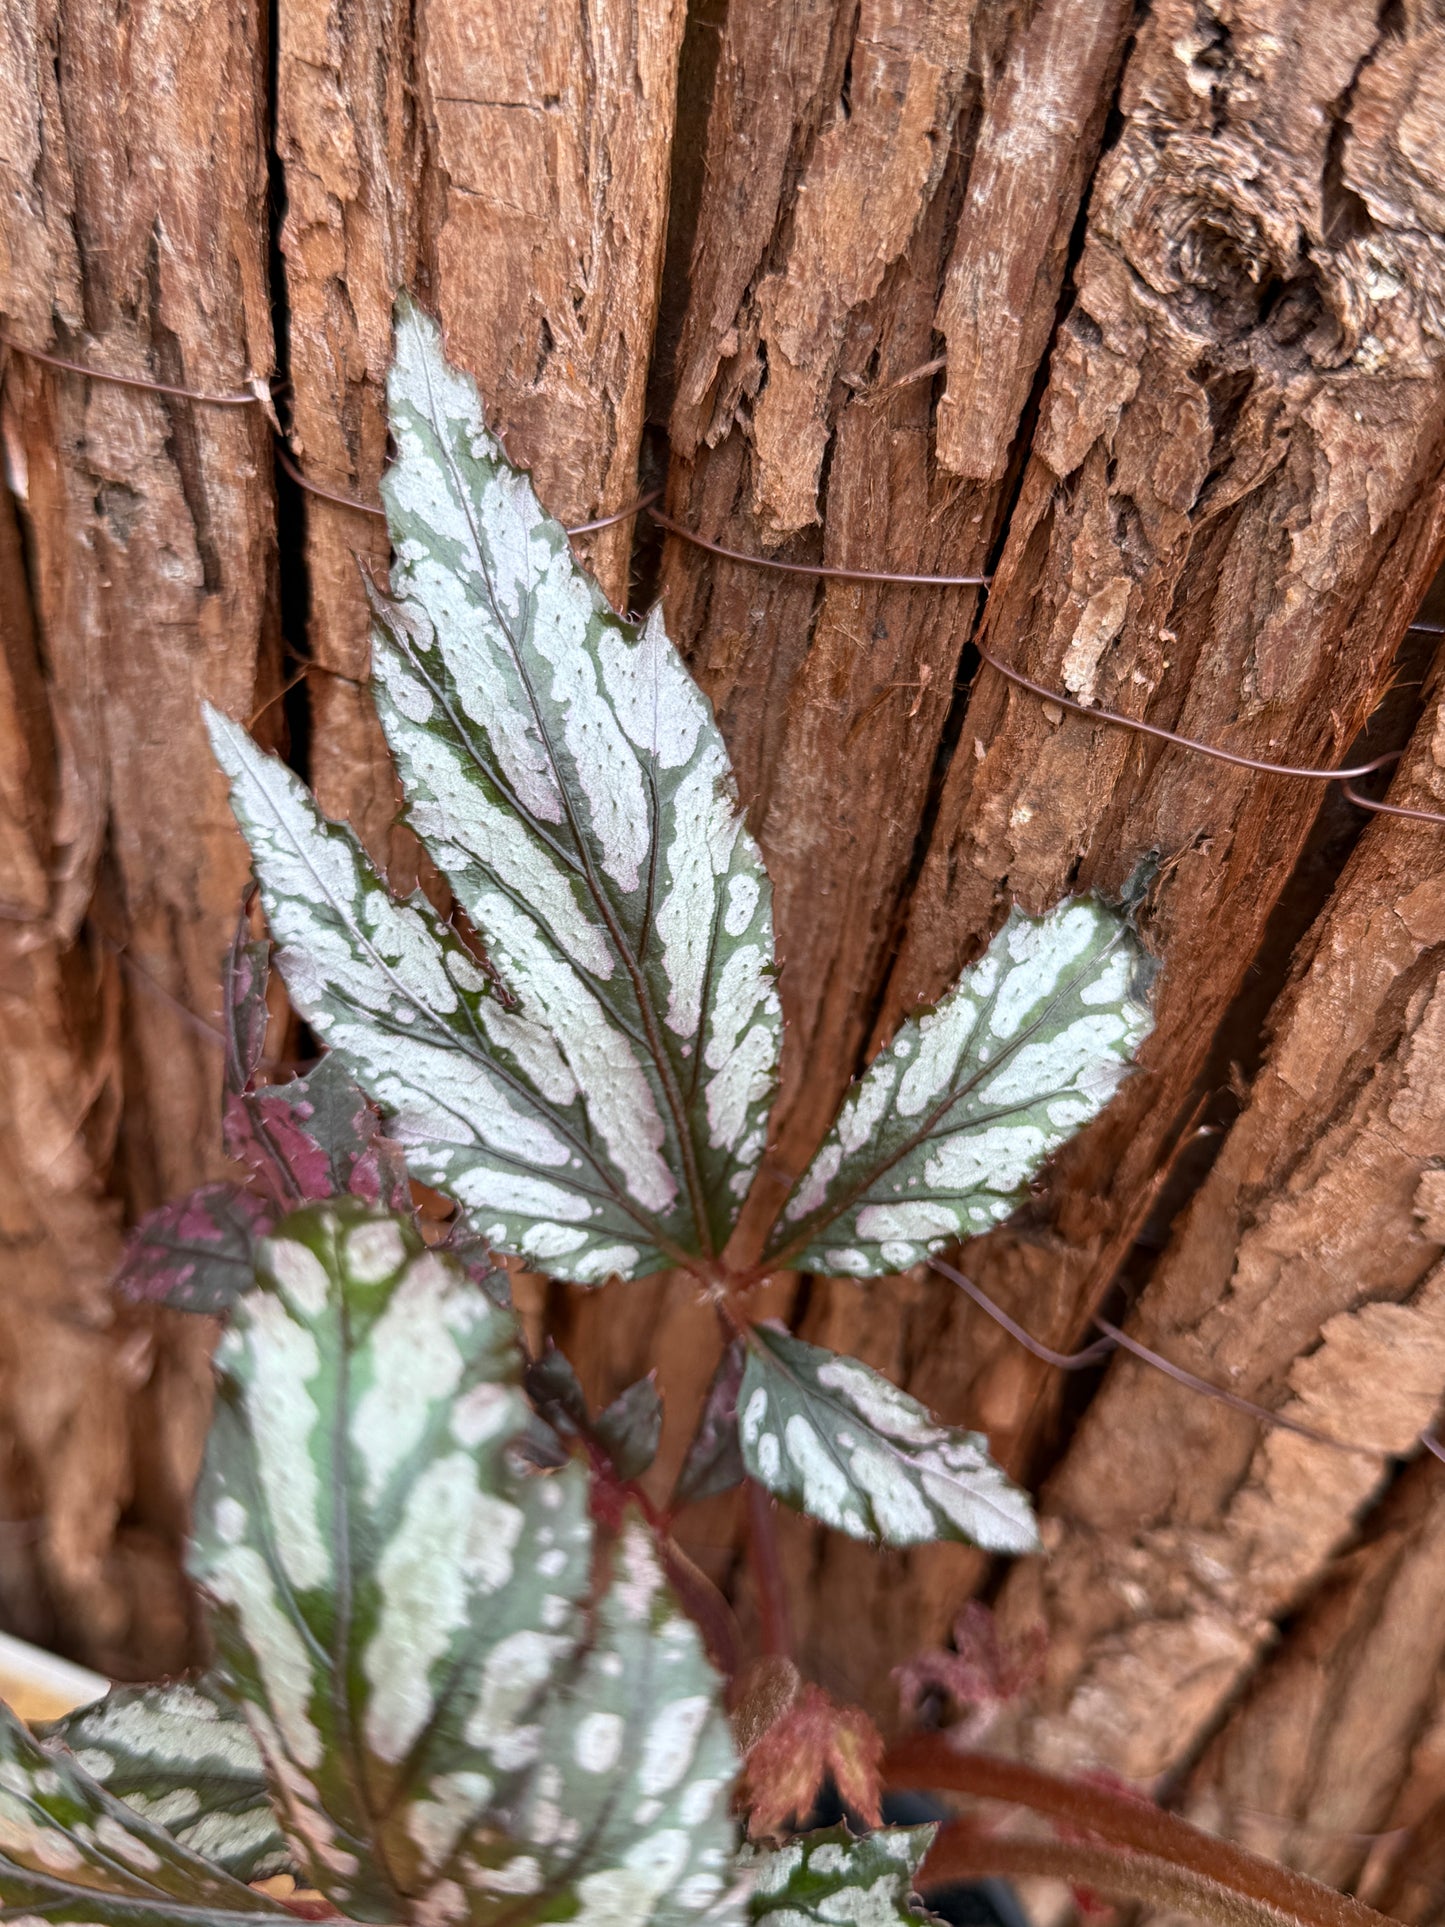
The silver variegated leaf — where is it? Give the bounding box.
[188,1197,593,1918]
[366,298,782,1265]
[738,1327,1037,1552]
[206,709,675,1284]
[0,1698,288,1926]
[768,898,1153,1276]
[39,1682,285,1880]
[460,1516,740,1927]
[188,1198,742,1927]
[747,1826,940,1927]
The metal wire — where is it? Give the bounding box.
[927,1257,1440,1466]
[0,331,262,405]
[6,329,1443,825]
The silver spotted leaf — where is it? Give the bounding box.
[366,298,782,1267]
[188,1198,742,1927]
[38,1682,286,1881]
[188,1197,592,1917]
[747,1826,940,1927]
[460,1515,740,1927]
[206,711,672,1285]
[767,898,1153,1276]
[738,1326,1037,1552]
[0,1698,289,1927]
[210,299,781,1284]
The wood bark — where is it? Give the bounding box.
[763,0,1445,1715]
[1177,1456,1445,1895]
[276,0,683,854]
[994,650,1445,1783]
[0,0,276,1670]
[1,4,1445,1887]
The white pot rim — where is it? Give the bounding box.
[0,1628,110,1724]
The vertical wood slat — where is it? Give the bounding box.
[1179,1456,1445,1896]
[994,644,1445,1780]
[0,0,277,1669]
[275,0,419,872]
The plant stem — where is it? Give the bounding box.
[883,1738,1399,1927]
[921,1823,1309,1927]
[746,1478,793,1657]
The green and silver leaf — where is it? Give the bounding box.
[206,710,673,1284]
[188,1198,741,1927]
[747,1825,940,1927]
[0,1698,288,1926]
[211,296,780,1282]
[739,1327,1037,1552]
[188,1197,593,1918]
[38,1682,284,1881]
[768,898,1153,1276]
[369,300,781,1268]
[459,1516,740,1927]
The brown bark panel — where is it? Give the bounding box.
[651,0,1445,1712]
[276,0,420,868]
[278,0,685,864]
[0,0,278,1671]
[992,650,1445,1780]
[0,0,278,1208]
[0,473,200,1676]
[884,0,1445,1400]
[420,0,685,605]
[1176,1456,1445,1895]
[1360,1666,1445,1925]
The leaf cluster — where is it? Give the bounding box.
[11,300,1161,1927]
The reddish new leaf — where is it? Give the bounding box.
[221,927,410,1213]
[593,1373,663,1481]
[740,1682,883,1839]
[894,1601,1044,1734]
[225,1055,411,1212]
[114,1183,275,1315]
[672,1338,746,1509]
